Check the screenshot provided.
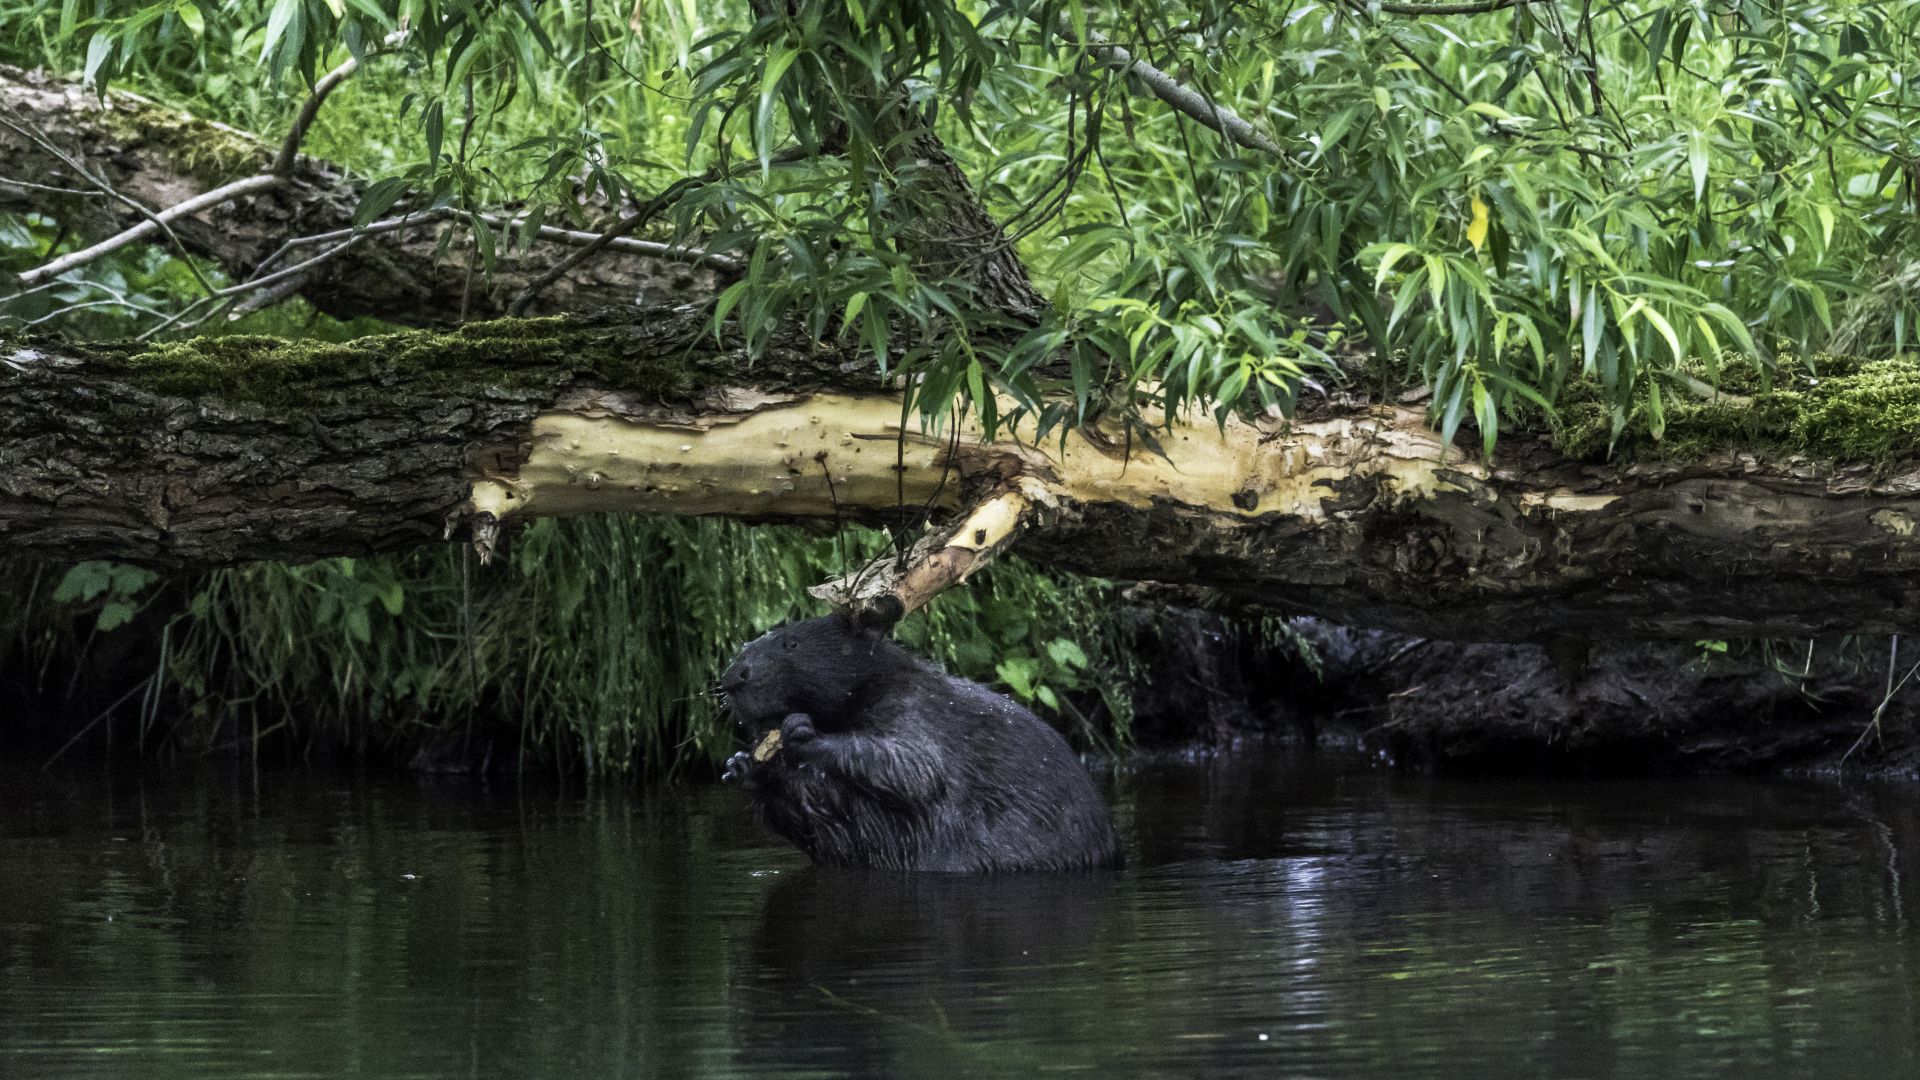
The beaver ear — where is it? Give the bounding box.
[843,596,904,637]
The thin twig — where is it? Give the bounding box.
[215,203,736,325]
[23,296,167,325]
[1374,0,1517,13]
[273,31,406,176]
[16,173,282,287]
[1842,636,1915,765]
[248,208,451,276]
[170,296,239,334]
[0,175,104,196]
[0,111,225,296]
[42,679,147,771]
[225,235,363,297]
[10,36,386,292]
[1050,22,1285,157]
[472,212,742,273]
[506,147,816,315]
[227,274,310,319]
[133,296,219,341]
[1,275,157,316]
[502,176,707,315]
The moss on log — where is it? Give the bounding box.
[6,313,1919,642]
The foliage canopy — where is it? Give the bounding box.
[6,0,1920,456]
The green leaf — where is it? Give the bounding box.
[352,177,411,227]
[710,280,753,341]
[841,292,868,336]
[1581,284,1603,375]
[53,562,112,604]
[1472,376,1497,459]
[1688,131,1709,203]
[1634,302,1684,364]
[1370,243,1418,292]
[96,602,136,633]
[262,0,300,65]
[995,658,1036,699]
[376,581,405,617]
[469,212,496,273]
[83,30,114,85]
[1046,639,1089,670]
[344,605,371,645]
[756,47,802,169]
[423,99,444,164]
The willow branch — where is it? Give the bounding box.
[1052,23,1285,157]
[468,212,741,274]
[1373,0,1518,13]
[274,56,362,176]
[15,173,283,288]
[27,41,384,298]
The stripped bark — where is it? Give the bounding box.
[3,313,1918,642]
[0,65,723,324]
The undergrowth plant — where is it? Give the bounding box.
[3,516,1140,774]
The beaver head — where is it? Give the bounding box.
[720,606,904,732]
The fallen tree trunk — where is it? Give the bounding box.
[0,65,722,324]
[4,312,1918,641]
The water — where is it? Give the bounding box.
[1,754,1916,1079]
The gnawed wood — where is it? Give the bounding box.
[4,316,1919,642]
[807,479,1053,620]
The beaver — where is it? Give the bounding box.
[719,612,1122,872]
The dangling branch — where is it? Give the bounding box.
[809,478,1058,622]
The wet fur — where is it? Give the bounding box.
[721,615,1121,872]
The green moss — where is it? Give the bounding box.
[93,317,697,410]
[1549,354,1920,465]
[1796,360,1920,460]
[98,98,270,184]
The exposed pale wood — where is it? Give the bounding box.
[4,313,1918,642]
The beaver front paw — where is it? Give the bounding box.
[779,713,818,746]
[722,750,753,783]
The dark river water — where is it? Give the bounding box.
[2,754,1917,1079]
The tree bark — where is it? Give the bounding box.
[4,312,1917,642]
[0,65,723,325]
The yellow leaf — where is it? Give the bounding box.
[1467,193,1490,254]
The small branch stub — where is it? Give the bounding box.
[809,481,1052,625]
[468,511,501,564]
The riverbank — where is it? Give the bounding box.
[1124,611,1920,780]
[9,590,1916,780]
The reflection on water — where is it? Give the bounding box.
[1,754,1916,1079]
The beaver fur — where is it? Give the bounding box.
[720,613,1121,872]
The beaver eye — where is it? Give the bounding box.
[782,638,799,651]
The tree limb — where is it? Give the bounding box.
[1372,0,1518,14]
[1053,24,1285,158]
[16,173,284,287]
[4,312,1919,643]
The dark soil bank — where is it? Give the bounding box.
[1121,608,1920,779]
[5,598,1917,779]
